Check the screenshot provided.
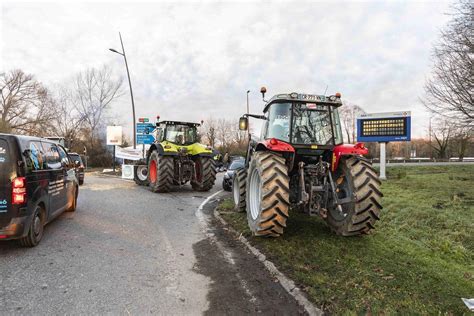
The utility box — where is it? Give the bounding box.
[122,164,134,179]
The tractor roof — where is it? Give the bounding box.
[158,120,201,127]
[264,92,342,112]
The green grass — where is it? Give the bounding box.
[218,165,474,315]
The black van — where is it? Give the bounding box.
[0,134,79,247]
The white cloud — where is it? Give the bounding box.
[0,0,453,139]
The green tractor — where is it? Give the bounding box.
[134,120,216,192]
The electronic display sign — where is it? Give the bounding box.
[357,111,411,142]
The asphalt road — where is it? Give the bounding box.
[0,174,303,315]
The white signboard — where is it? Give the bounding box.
[106,126,123,145]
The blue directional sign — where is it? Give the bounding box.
[357,111,411,143]
[137,134,155,145]
[136,123,156,134]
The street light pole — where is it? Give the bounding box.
[109,32,136,149]
[246,90,250,134]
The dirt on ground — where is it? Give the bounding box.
[193,198,306,315]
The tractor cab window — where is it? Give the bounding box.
[331,108,344,145]
[165,125,197,145]
[291,103,334,145]
[267,103,291,142]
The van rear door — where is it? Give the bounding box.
[0,137,14,228]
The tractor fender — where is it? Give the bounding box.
[255,139,295,153]
[146,144,177,163]
[193,153,214,158]
[332,143,368,171]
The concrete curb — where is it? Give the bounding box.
[213,207,323,316]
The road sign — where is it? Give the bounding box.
[356,111,411,181]
[106,126,123,145]
[137,134,155,145]
[356,111,411,143]
[136,123,156,134]
[138,117,149,123]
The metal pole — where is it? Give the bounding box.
[118,32,137,149]
[113,145,116,173]
[246,90,250,132]
[380,142,386,180]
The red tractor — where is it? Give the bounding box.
[233,88,382,237]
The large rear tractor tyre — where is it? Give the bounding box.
[326,156,383,236]
[246,152,290,237]
[232,168,247,212]
[134,165,149,186]
[148,151,174,193]
[191,157,216,192]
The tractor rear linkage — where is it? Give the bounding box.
[297,156,353,218]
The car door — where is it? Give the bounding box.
[42,142,67,217]
[57,145,75,209]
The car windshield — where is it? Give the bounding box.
[69,154,82,164]
[291,103,334,145]
[229,160,244,170]
[165,125,197,145]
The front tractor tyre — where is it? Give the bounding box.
[326,156,383,236]
[246,152,290,237]
[148,151,174,193]
[232,168,247,212]
[134,165,149,186]
[191,156,216,192]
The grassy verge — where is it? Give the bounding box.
[218,165,474,314]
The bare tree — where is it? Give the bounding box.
[72,66,123,147]
[216,118,231,151]
[422,1,473,126]
[202,117,217,147]
[432,119,454,159]
[52,87,84,148]
[339,101,366,143]
[450,125,473,161]
[0,69,57,135]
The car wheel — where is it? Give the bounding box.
[19,205,45,247]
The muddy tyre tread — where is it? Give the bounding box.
[148,152,174,193]
[327,156,383,236]
[233,168,247,212]
[247,152,289,237]
[192,157,216,192]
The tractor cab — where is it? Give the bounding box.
[156,121,200,146]
[259,92,344,148]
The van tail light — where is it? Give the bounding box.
[12,177,26,205]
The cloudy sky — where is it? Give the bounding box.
[1,0,453,138]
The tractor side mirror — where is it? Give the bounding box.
[260,86,267,100]
[239,117,248,131]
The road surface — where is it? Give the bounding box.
[0,174,304,315]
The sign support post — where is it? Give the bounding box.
[379,142,386,180]
[106,126,123,174]
[113,146,116,173]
